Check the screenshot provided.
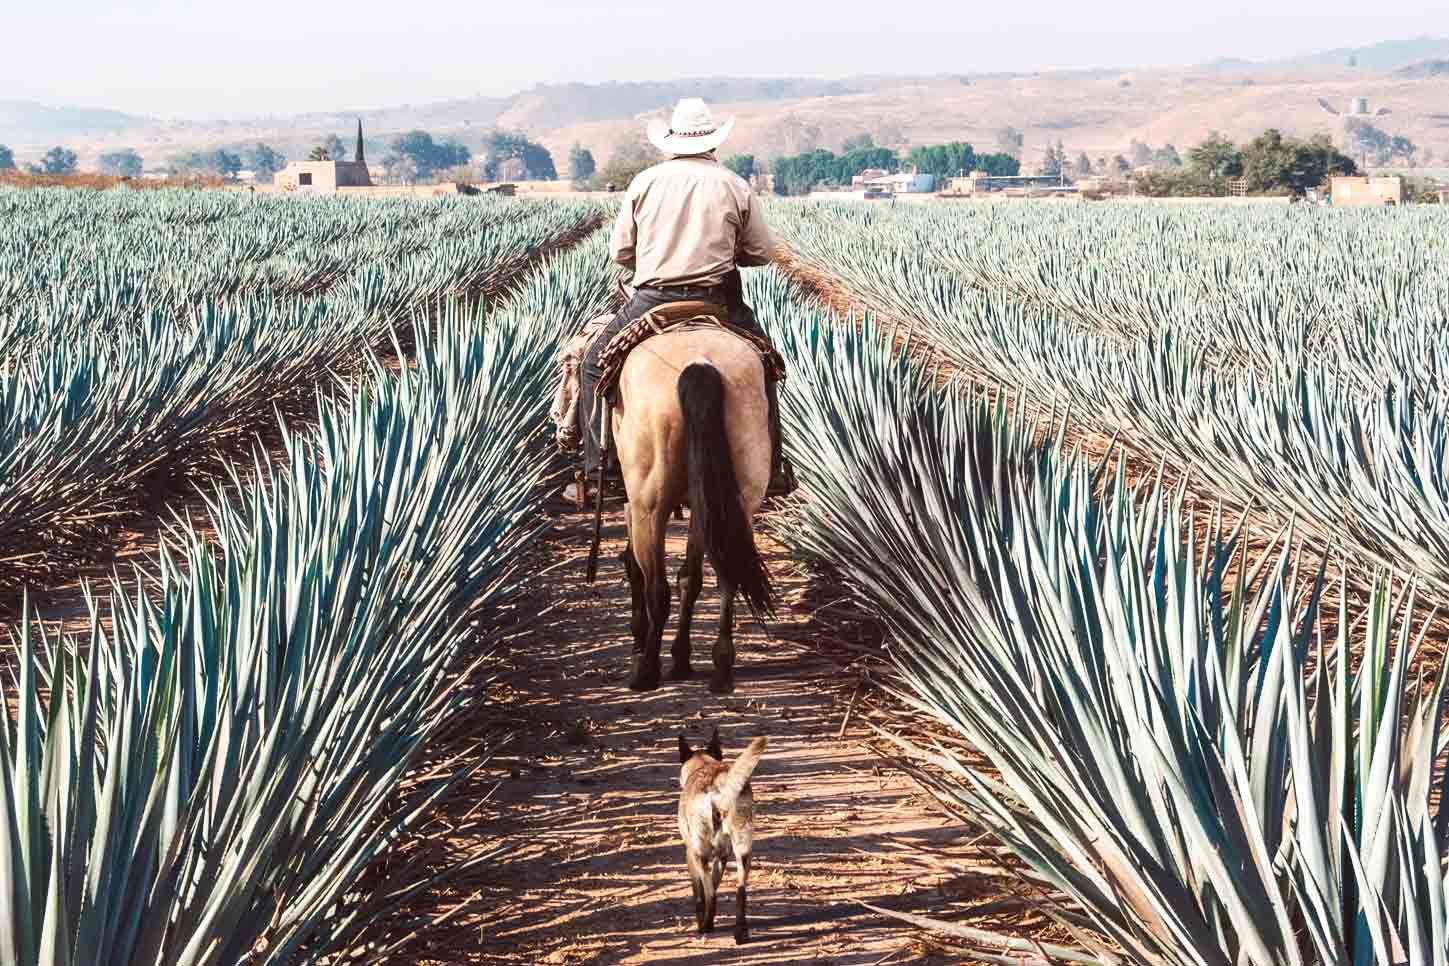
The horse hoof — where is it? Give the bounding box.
[734,927,750,945]
[627,673,660,692]
[669,662,694,680]
[709,673,735,695]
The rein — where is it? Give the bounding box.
[585,397,611,584]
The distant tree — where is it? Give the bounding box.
[308,146,330,161]
[481,130,555,181]
[383,153,418,185]
[1389,134,1417,166]
[1238,128,1294,194]
[1241,129,1355,195]
[568,143,596,182]
[42,147,78,175]
[1130,140,1153,168]
[1135,167,1222,197]
[839,145,898,176]
[591,136,662,191]
[497,157,531,182]
[975,152,1020,177]
[771,145,899,195]
[1296,133,1358,188]
[1040,140,1064,177]
[99,148,143,178]
[1343,119,1392,166]
[1075,151,1092,177]
[433,164,476,185]
[1140,129,1354,197]
[841,132,876,152]
[723,154,756,180]
[322,133,348,163]
[1153,144,1182,168]
[246,143,285,183]
[385,131,471,183]
[995,126,1024,158]
[436,138,472,171]
[906,142,975,178]
[0,145,17,171]
[210,149,242,179]
[169,148,242,179]
[1188,132,1242,180]
[770,151,821,196]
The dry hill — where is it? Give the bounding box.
[8,39,1449,173]
[536,70,1449,173]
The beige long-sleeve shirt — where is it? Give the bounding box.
[609,155,776,289]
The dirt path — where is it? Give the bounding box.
[440,499,973,965]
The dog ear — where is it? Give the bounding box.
[678,734,693,763]
[706,727,723,760]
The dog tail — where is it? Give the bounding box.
[716,736,767,805]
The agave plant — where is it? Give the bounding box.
[768,200,1449,615]
[751,266,1449,964]
[0,189,605,592]
[0,227,619,965]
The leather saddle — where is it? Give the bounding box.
[596,301,785,398]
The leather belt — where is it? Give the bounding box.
[639,284,724,299]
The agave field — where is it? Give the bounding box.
[759,201,1449,964]
[0,187,1445,964]
[0,187,612,963]
[770,202,1449,608]
[0,189,601,593]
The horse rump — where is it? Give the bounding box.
[676,363,774,619]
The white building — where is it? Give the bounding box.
[861,172,936,194]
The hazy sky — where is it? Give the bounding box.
[6,1,1446,118]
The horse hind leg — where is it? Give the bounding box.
[711,578,737,694]
[627,503,670,692]
[670,526,704,680]
[620,543,647,656]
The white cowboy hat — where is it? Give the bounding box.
[647,98,736,156]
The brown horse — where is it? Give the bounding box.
[610,326,775,693]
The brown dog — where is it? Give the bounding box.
[677,728,766,943]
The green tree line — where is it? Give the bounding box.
[1136,129,1358,198]
[770,141,1019,196]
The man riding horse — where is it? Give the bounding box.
[565,98,794,503]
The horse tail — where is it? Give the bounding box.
[677,363,775,620]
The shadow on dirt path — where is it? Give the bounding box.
[455,497,973,965]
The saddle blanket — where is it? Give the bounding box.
[552,301,786,454]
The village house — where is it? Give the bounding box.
[849,168,892,190]
[861,171,937,194]
[275,120,373,192]
[1329,175,1402,206]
